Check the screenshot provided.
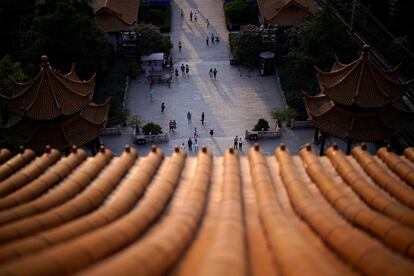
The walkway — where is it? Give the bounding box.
[102,0,317,156]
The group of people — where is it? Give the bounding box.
[181,137,200,152]
[209,68,218,80]
[175,63,189,77]
[168,120,177,133]
[233,136,244,151]
[205,33,220,46]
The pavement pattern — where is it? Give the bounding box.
[101,0,343,156]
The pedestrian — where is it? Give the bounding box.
[233,136,238,149]
[190,10,193,21]
[181,64,185,75]
[206,36,209,46]
[194,127,198,138]
[185,64,189,75]
[149,88,154,102]
[210,129,214,137]
[188,138,193,151]
[181,142,186,150]
[161,102,165,112]
[194,15,197,23]
[238,137,243,151]
[211,34,215,44]
[181,9,184,18]
[209,68,213,79]
[187,111,192,123]
[213,68,217,80]
[206,18,210,28]
[201,112,205,125]
[175,68,179,77]
[173,120,177,131]
[194,140,199,152]
[169,120,173,133]
[178,41,182,52]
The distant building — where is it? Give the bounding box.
[0,56,110,153]
[91,0,140,52]
[303,45,413,155]
[257,0,318,26]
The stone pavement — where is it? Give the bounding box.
[101,0,321,156]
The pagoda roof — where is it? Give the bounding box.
[91,0,139,33]
[303,93,412,141]
[8,99,110,152]
[316,46,408,108]
[1,56,96,120]
[257,0,318,26]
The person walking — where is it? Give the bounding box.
[209,68,213,79]
[238,137,243,151]
[185,64,189,75]
[187,111,192,123]
[175,68,179,77]
[233,136,238,149]
[161,102,165,113]
[206,18,210,28]
[149,88,154,102]
[169,120,173,133]
[210,129,214,137]
[213,68,217,80]
[173,120,177,131]
[178,41,182,52]
[194,140,199,153]
[181,64,185,76]
[181,9,184,18]
[190,11,193,21]
[194,15,197,23]
[206,36,209,46]
[201,112,205,125]
[211,34,215,44]
[194,127,198,138]
[188,138,193,151]
[181,142,186,150]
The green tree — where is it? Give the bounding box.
[142,122,162,135]
[0,55,27,149]
[233,25,262,66]
[136,24,173,56]
[253,119,270,131]
[20,0,108,78]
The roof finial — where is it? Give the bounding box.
[41,55,49,67]
[362,45,370,58]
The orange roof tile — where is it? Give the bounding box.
[0,145,413,275]
[91,0,139,33]
[316,46,407,108]
[1,56,95,120]
[257,0,318,25]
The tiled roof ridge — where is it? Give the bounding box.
[0,148,113,227]
[0,148,87,212]
[0,148,61,198]
[0,147,163,261]
[0,147,135,244]
[0,149,186,275]
[277,145,414,275]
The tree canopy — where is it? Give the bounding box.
[136,24,173,56]
[19,0,108,78]
[233,25,263,66]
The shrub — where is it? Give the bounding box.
[253,119,270,131]
[142,122,162,135]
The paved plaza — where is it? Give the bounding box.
[102,0,326,156]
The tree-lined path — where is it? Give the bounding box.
[102,0,315,156]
